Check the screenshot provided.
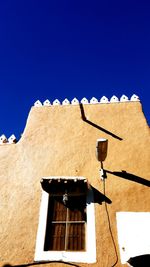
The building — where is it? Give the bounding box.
[0,95,150,267]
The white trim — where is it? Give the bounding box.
[34,182,96,263]
[130,94,140,102]
[43,99,51,106]
[110,95,119,103]
[62,99,70,105]
[81,97,89,104]
[90,97,98,104]
[33,94,141,107]
[97,138,107,142]
[42,176,86,180]
[34,100,42,107]
[120,95,129,102]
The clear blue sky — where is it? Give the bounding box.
[0,0,150,140]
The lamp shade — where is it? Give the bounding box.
[96,138,108,162]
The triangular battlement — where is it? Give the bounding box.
[34,94,140,107]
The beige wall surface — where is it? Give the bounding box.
[0,101,150,267]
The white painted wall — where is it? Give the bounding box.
[116,212,150,264]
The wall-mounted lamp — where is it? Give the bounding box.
[96,138,108,180]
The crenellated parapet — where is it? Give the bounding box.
[0,134,17,145]
[34,94,140,107]
[0,94,140,146]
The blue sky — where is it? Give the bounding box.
[0,0,150,140]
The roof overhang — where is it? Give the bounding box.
[40,176,88,195]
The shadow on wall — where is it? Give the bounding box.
[79,103,123,141]
[91,185,112,204]
[2,261,80,267]
[127,254,150,267]
[105,170,150,187]
[2,189,112,267]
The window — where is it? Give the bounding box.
[34,177,96,263]
[44,195,86,252]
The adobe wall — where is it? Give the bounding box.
[0,98,150,267]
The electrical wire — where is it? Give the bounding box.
[103,177,119,267]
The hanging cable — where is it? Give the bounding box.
[103,177,118,267]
